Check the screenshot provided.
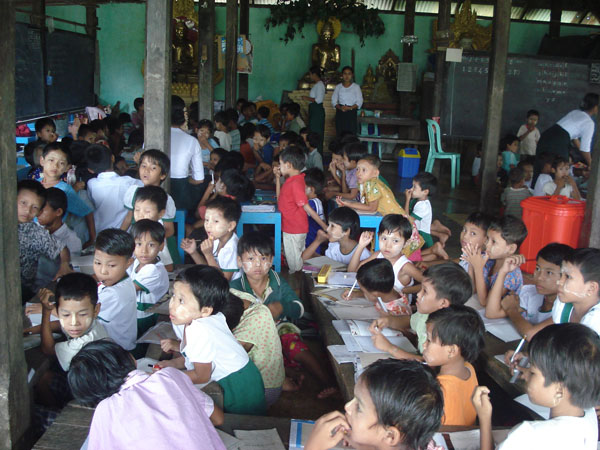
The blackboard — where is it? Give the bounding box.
[442,53,600,139]
[45,30,95,114]
[15,23,45,119]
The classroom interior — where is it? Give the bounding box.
[2,0,600,448]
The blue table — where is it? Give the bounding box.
[359,213,383,251]
[237,210,282,272]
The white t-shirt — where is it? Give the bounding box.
[377,253,413,292]
[170,127,204,181]
[552,298,600,335]
[181,312,249,381]
[127,259,170,319]
[331,83,363,109]
[412,199,432,234]
[213,234,241,280]
[542,180,574,198]
[533,173,553,196]
[557,109,595,153]
[471,157,481,177]
[517,125,541,156]
[309,81,325,105]
[325,241,370,265]
[214,130,231,151]
[55,319,109,371]
[498,407,598,450]
[123,185,176,221]
[97,276,138,350]
[518,284,553,325]
[53,223,82,256]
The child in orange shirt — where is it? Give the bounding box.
[423,304,485,426]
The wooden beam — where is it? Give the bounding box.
[479,0,511,212]
[432,0,451,117]
[85,5,97,39]
[198,0,215,121]
[144,0,172,189]
[580,126,600,248]
[0,1,31,448]
[238,0,249,100]
[549,0,561,38]
[225,0,238,108]
[30,0,45,28]
[403,0,416,63]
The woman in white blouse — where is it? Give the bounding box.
[303,66,326,152]
[331,66,363,137]
[533,92,598,184]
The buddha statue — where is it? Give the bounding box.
[311,20,341,75]
[172,21,196,74]
[361,65,376,101]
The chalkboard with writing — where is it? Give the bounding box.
[15,23,45,119]
[442,54,600,139]
[45,30,95,114]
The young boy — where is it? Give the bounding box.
[286,103,306,134]
[517,159,534,190]
[335,142,366,201]
[131,97,144,128]
[517,109,540,158]
[302,206,370,264]
[17,180,70,301]
[423,305,485,426]
[305,132,323,171]
[87,144,142,233]
[354,258,411,316]
[128,219,169,336]
[464,215,528,306]
[501,134,520,172]
[252,124,275,166]
[257,106,274,134]
[226,108,241,152]
[542,156,581,200]
[276,146,328,273]
[94,228,137,351]
[501,167,532,219]
[214,111,232,151]
[405,171,437,248]
[180,196,242,280]
[37,187,82,256]
[304,168,327,253]
[196,119,219,167]
[370,262,472,360]
[35,117,57,143]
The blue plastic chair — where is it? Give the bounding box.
[425,119,461,189]
[358,109,381,158]
[174,210,186,262]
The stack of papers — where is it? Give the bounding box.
[327,345,358,364]
[241,204,276,212]
[431,429,511,449]
[233,429,285,450]
[303,256,347,272]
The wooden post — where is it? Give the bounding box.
[0,1,31,448]
[479,0,511,212]
[238,0,249,100]
[580,131,600,248]
[403,0,416,63]
[85,5,97,39]
[197,0,215,121]
[225,0,238,108]
[144,0,172,188]
[549,0,561,38]
[432,0,451,117]
[31,0,45,28]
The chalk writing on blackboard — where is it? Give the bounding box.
[591,63,600,84]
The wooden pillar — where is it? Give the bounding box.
[225,0,238,108]
[144,0,172,188]
[238,0,249,100]
[0,1,30,448]
[31,0,45,28]
[85,5,97,39]
[197,0,215,121]
[549,0,561,38]
[580,131,600,248]
[479,0,511,212]
[432,0,451,117]
[403,0,416,62]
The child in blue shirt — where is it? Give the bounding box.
[304,168,326,254]
[501,134,519,172]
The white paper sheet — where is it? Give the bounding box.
[241,205,276,212]
[347,335,416,354]
[327,305,381,321]
[347,320,400,337]
[358,353,392,368]
[135,321,179,344]
[217,430,244,450]
[233,429,286,450]
[514,393,550,419]
[136,357,158,373]
[305,256,347,271]
[326,272,357,287]
[327,345,358,364]
[478,310,522,342]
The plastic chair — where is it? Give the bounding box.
[358,109,381,158]
[425,119,461,189]
[174,210,186,262]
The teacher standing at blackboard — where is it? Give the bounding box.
[533,93,599,184]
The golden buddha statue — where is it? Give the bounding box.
[361,65,376,101]
[311,19,341,75]
[172,21,196,73]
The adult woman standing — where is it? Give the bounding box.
[331,66,363,137]
[534,92,598,184]
[303,66,326,153]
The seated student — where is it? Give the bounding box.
[286,102,306,134]
[240,101,258,126]
[75,124,97,145]
[500,134,519,172]
[486,243,572,335]
[208,148,228,176]
[463,215,527,307]
[226,108,241,152]
[113,156,129,176]
[128,220,169,337]
[17,180,70,301]
[517,159,534,190]
[18,140,45,181]
[532,153,555,196]
[542,156,582,200]
[305,360,443,450]
[473,323,600,450]
[94,229,137,351]
[213,111,232,151]
[424,305,485,426]
[180,197,242,281]
[349,215,423,294]
[157,266,266,415]
[131,97,144,128]
[501,167,532,219]
[253,154,279,189]
[370,262,472,360]
[37,188,82,256]
[252,124,275,166]
[195,119,219,168]
[33,274,108,409]
[303,168,327,253]
[87,144,142,233]
[305,132,323,171]
[35,117,57,143]
[334,141,365,201]
[222,291,285,407]
[257,105,275,134]
[68,340,225,450]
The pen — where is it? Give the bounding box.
[377,297,389,313]
[510,336,527,364]
[345,279,357,300]
[510,357,529,383]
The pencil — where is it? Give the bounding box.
[345,279,358,300]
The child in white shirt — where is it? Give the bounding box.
[542,156,581,200]
[516,110,541,157]
[37,187,82,255]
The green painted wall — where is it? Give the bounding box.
[45,5,87,33]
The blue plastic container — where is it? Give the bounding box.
[397,147,420,178]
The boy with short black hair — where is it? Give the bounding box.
[334,141,366,201]
[214,111,232,151]
[35,117,57,143]
[517,159,534,190]
[405,171,438,248]
[305,132,323,171]
[253,124,275,166]
[542,156,581,200]
[517,109,540,157]
[37,187,82,255]
[501,167,532,219]
[132,97,144,128]
[77,124,97,144]
[303,168,326,253]
[355,258,411,316]
[501,134,520,172]
[257,106,274,134]
[225,108,241,152]
[424,305,485,426]
[94,228,137,351]
[532,153,556,196]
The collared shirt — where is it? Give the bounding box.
[557,109,595,152]
[53,223,82,256]
[278,173,308,234]
[331,82,363,109]
[88,172,142,233]
[123,185,176,221]
[310,80,326,105]
[212,234,241,280]
[306,149,323,171]
[170,127,205,180]
[55,320,109,371]
[97,276,137,350]
[127,259,169,319]
[552,297,600,335]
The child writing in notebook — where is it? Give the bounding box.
[473,323,600,450]
[305,360,444,450]
[156,265,266,415]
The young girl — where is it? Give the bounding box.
[473,323,600,450]
[195,119,219,168]
[305,359,444,450]
[348,215,423,294]
[156,265,266,415]
[542,156,582,200]
[331,66,363,137]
